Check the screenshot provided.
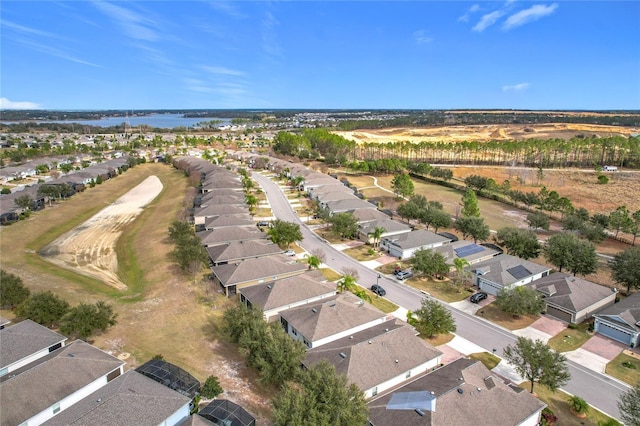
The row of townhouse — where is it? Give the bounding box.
[175,155,548,425]
[0,318,256,426]
[0,157,132,225]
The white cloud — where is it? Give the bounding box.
[413,30,433,44]
[201,66,246,77]
[0,98,42,109]
[502,82,530,92]
[262,10,283,61]
[208,1,246,19]
[458,4,481,23]
[503,4,558,31]
[92,1,159,41]
[1,19,62,39]
[12,37,102,67]
[472,10,505,32]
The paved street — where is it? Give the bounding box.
[252,171,631,420]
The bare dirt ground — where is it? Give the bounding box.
[335,123,639,144]
[40,176,163,290]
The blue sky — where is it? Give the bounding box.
[1,1,639,110]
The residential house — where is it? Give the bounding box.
[303,319,443,398]
[196,227,266,248]
[593,291,640,347]
[0,319,67,378]
[358,219,413,245]
[198,194,246,208]
[526,273,617,323]
[211,254,308,296]
[207,239,284,266]
[323,198,377,215]
[239,270,337,320]
[41,370,191,426]
[381,229,452,259]
[433,240,501,268]
[471,254,551,296]
[203,214,255,230]
[0,340,124,426]
[350,208,391,224]
[367,358,546,426]
[278,293,391,349]
[193,205,249,225]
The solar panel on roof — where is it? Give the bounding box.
[507,265,532,280]
[454,244,484,258]
[386,391,435,411]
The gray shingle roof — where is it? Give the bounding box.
[204,214,255,230]
[207,239,283,264]
[526,273,617,313]
[325,198,376,213]
[279,293,389,343]
[239,270,335,312]
[42,370,191,426]
[194,204,248,218]
[471,254,551,286]
[349,208,390,223]
[382,229,450,250]
[434,240,500,265]
[368,358,545,426]
[0,319,67,369]
[304,320,442,392]
[212,255,307,286]
[197,227,266,246]
[594,291,640,332]
[0,341,124,426]
[359,219,412,235]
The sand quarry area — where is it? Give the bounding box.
[40,176,163,290]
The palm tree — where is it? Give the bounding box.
[305,254,321,270]
[368,227,386,249]
[337,275,357,293]
[451,258,471,288]
[353,288,372,303]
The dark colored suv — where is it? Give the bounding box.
[370,284,386,296]
[470,292,488,303]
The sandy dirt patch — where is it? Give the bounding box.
[40,176,163,290]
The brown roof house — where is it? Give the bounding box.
[0,340,125,426]
[367,358,546,426]
[211,254,307,296]
[470,254,551,296]
[239,270,337,320]
[278,293,391,349]
[303,319,443,399]
[207,239,284,266]
[0,319,67,378]
[42,370,191,426]
[593,291,640,347]
[526,273,617,324]
[381,229,452,260]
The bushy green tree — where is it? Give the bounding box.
[454,216,490,243]
[411,248,449,280]
[16,291,70,327]
[494,227,542,260]
[60,301,117,339]
[609,246,640,294]
[271,361,368,426]
[410,298,456,338]
[526,211,550,231]
[495,286,546,318]
[618,382,640,426]
[329,212,359,239]
[201,376,224,399]
[391,173,414,199]
[544,232,598,276]
[0,270,31,308]
[268,219,303,248]
[504,337,570,394]
[461,189,480,217]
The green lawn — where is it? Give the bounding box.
[404,276,472,303]
[475,303,539,330]
[319,267,342,282]
[342,245,383,261]
[547,323,592,352]
[605,352,640,386]
[468,352,501,370]
[420,332,455,347]
[520,382,620,426]
[365,290,399,314]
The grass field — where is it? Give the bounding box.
[0,163,274,422]
[475,303,539,330]
[605,352,640,386]
[547,323,592,352]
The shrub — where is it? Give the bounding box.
[597,174,609,184]
[568,395,590,415]
[541,407,557,425]
[568,323,578,329]
[621,361,637,369]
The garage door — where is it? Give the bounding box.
[546,305,572,323]
[479,280,502,296]
[596,321,632,345]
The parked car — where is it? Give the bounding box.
[370,284,386,296]
[257,221,270,227]
[470,292,488,303]
[283,249,296,256]
[396,270,413,280]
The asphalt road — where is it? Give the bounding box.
[252,171,630,420]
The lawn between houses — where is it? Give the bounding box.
[0,163,275,422]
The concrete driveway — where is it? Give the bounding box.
[513,315,567,344]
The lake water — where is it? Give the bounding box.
[5,114,231,129]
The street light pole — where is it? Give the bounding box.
[377,274,381,286]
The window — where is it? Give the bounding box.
[372,387,378,396]
[48,342,62,353]
[52,402,61,414]
[406,371,411,379]
[0,367,7,377]
[291,328,297,336]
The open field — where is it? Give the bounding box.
[0,163,274,423]
[335,122,639,144]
